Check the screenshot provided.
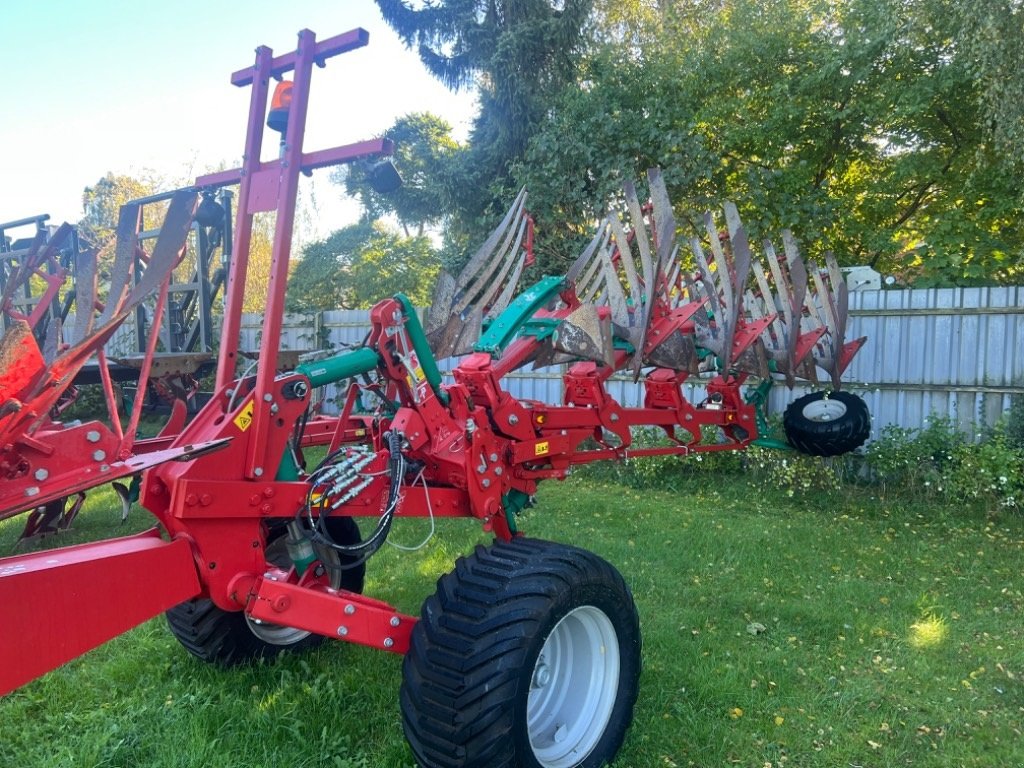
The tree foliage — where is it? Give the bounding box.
[241,213,278,313]
[376,0,594,240]
[371,0,1022,285]
[338,112,459,237]
[287,222,439,311]
[79,172,158,250]
[516,0,1023,284]
[955,0,1024,173]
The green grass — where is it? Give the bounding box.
[2,475,1023,767]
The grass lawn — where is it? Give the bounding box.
[1,473,1022,767]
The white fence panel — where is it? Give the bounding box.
[839,286,1023,439]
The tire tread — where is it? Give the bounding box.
[783,391,870,457]
[401,537,641,768]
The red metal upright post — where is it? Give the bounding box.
[214,46,272,392]
[204,29,375,478]
[245,29,317,479]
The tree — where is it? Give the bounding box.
[954,0,1024,173]
[287,222,439,311]
[516,0,1023,284]
[337,112,459,237]
[241,212,279,313]
[79,172,158,250]
[375,0,594,238]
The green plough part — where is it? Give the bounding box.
[746,378,791,450]
[502,489,533,534]
[394,293,449,406]
[474,276,565,357]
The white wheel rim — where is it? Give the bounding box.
[527,605,620,768]
[246,536,339,645]
[802,398,847,422]
[247,612,311,644]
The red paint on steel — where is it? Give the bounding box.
[0,530,201,695]
[193,139,394,189]
[247,576,414,654]
[231,28,369,86]
[245,28,318,479]
[214,45,272,391]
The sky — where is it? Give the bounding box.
[0,0,477,239]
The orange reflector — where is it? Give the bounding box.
[267,80,294,133]
[271,80,293,111]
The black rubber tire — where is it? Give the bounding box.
[166,517,365,666]
[783,390,870,457]
[400,537,642,768]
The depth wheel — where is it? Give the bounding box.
[783,390,870,456]
[400,537,641,768]
[166,517,364,666]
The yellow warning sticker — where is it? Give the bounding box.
[233,400,254,432]
[535,441,550,456]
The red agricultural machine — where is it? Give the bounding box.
[0,29,869,768]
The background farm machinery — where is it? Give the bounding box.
[0,27,869,768]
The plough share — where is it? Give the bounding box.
[0,27,869,768]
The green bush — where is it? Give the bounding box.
[862,417,964,495]
[581,412,1022,513]
[945,431,1023,511]
[861,415,1022,511]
